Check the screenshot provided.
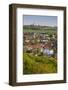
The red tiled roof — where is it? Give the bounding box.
[27,43,51,49]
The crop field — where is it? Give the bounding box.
[23,53,57,74]
[23,28,57,35]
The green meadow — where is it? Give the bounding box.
[23,53,57,74]
[23,28,57,35]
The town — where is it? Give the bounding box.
[23,31,57,58]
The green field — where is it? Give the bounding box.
[23,28,57,34]
[23,53,57,74]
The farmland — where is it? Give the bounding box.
[23,25,57,35]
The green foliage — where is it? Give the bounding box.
[23,53,57,74]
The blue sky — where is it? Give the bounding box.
[23,15,57,27]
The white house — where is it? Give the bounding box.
[43,48,54,56]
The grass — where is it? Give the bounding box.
[23,52,57,74]
[23,28,57,35]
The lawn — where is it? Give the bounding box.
[23,52,57,74]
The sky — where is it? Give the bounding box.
[23,15,57,27]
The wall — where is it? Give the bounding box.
[0,0,68,90]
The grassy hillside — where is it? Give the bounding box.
[23,53,57,74]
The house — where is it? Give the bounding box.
[43,48,54,56]
[25,39,30,43]
[40,39,48,43]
